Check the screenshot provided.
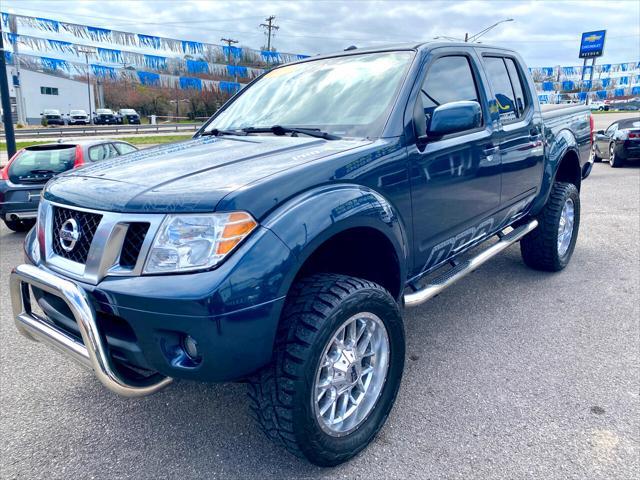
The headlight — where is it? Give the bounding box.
[143,212,257,274]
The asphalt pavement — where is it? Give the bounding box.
[0,162,638,479]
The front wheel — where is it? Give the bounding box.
[609,144,624,168]
[520,182,580,272]
[248,273,405,466]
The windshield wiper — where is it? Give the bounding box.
[200,128,246,137]
[242,125,341,140]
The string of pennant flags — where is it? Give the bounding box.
[2,31,265,80]
[0,11,310,65]
[4,50,245,94]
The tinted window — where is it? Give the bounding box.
[605,123,617,135]
[114,143,137,155]
[484,57,518,122]
[420,56,480,120]
[89,143,120,162]
[505,58,527,116]
[8,147,76,183]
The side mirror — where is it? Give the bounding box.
[596,129,605,135]
[427,101,482,138]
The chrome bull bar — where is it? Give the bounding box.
[10,263,172,397]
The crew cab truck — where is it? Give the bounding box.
[10,43,592,466]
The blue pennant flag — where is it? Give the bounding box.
[182,41,203,54]
[541,67,553,77]
[138,34,161,49]
[91,64,117,79]
[47,39,73,53]
[226,65,248,78]
[561,81,574,91]
[222,46,243,59]
[87,26,111,41]
[541,81,554,92]
[562,67,574,76]
[261,50,281,62]
[583,66,593,77]
[5,32,18,45]
[297,54,310,60]
[632,86,640,95]
[35,17,59,32]
[41,57,69,72]
[596,90,607,99]
[1,12,9,27]
[144,54,167,70]
[600,64,611,73]
[4,51,12,64]
[583,80,592,89]
[619,76,629,85]
[577,92,587,101]
[219,81,241,94]
[186,60,208,74]
[621,63,629,71]
[179,76,202,90]
[537,94,549,103]
[98,48,123,63]
[602,78,611,88]
[137,71,160,86]
[614,88,625,97]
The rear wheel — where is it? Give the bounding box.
[3,218,36,232]
[609,144,624,168]
[520,182,580,272]
[248,273,405,466]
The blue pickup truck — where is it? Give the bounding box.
[10,42,592,466]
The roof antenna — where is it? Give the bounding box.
[344,45,357,51]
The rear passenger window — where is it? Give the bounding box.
[484,57,520,123]
[89,143,119,162]
[420,56,480,123]
[504,58,527,117]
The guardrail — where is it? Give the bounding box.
[7,123,203,139]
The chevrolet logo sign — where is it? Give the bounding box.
[584,34,602,42]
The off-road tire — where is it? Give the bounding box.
[520,182,580,272]
[247,273,405,466]
[3,218,35,232]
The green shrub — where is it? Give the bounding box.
[41,116,48,127]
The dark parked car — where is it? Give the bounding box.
[41,109,64,126]
[117,108,141,124]
[593,117,640,167]
[67,109,90,125]
[93,108,118,125]
[0,139,137,232]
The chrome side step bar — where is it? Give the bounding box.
[10,263,172,397]
[404,219,538,308]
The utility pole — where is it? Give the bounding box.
[221,37,239,83]
[0,20,17,158]
[8,16,25,125]
[76,47,95,124]
[260,15,279,51]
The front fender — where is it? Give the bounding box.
[263,184,410,298]
[530,128,579,215]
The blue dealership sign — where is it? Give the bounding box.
[579,30,606,58]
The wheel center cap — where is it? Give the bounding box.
[333,349,359,386]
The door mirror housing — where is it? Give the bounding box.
[427,101,482,138]
[596,129,605,135]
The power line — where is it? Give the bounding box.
[260,15,279,51]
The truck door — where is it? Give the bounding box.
[408,52,502,275]
[481,55,544,204]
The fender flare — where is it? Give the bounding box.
[530,128,581,215]
[262,184,410,299]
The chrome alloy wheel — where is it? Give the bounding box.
[313,312,390,437]
[557,197,575,257]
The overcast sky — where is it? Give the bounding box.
[3,0,639,67]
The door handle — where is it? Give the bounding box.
[483,146,499,155]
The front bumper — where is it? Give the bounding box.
[12,224,294,395]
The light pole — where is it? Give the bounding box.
[465,18,514,42]
[76,47,95,124]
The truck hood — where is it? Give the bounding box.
[44,135,370,212]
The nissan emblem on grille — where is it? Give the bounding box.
[59,218,81,252]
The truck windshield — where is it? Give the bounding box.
[205,51,414,138]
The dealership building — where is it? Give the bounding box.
[3,67,96,125]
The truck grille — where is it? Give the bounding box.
[120,223,150,268]
[51,206,103,264]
